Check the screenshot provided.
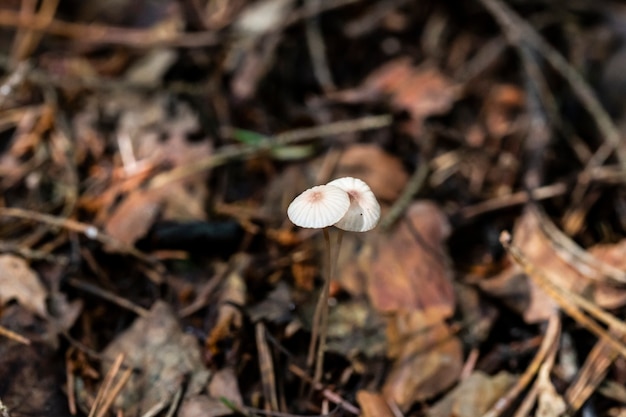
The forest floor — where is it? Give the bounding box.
[2,1,626,416]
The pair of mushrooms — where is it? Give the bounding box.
[287,177,381,232]
[287,177,380,385]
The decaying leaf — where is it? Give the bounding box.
[482,84,525,140]
[100,301,210,415]
[383,321,463,410]
[179,395,234,417]
[364,201,454,322]
[0,254,48,317]
[339,201,459,409]
[334,144,409,202]
[480,208,626,323]
[208,367,244,410]
[536,360,567,417]
[357,391,395,417]
[206,254,249,358]
[427,371,517,417]
[0,338,70,416]
[590,240,626,308]
[327,299,386,358]
[247,281,294,323]
[334,58,459,136]
[104,188,161,247]
[95,92,212,247]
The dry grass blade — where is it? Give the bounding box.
[512,315,562,417]
[482,314,560,417]
[94,366,132,417]
[0,207,164,282]
[68,278,149,317]
[149,115,392,190]
[288,365,360,415]
[500,232,626,360]
[88,353,124,417]
[256,322,280,412]
[531,205,626,284]
[0,325,30,345]
[565,331,619,412]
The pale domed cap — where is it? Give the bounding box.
[287,184,350,229]
[327,177,381,232]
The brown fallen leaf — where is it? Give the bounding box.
[103,188,161,247]
[590,240,626,308]
[480,208,626,323]
[536,360,567,417]
[383,321,463,410]
[427,371,516,417]
[480,209,574,322]
[333,58,459,136]
[100,301,210,415]
[209,367,244,410]
[0,254,48,317]
[94,92,212,247]
[482,83,525,140]
[334,144,409,202]
[364,201,454,323]
[206,254,249,359]
[326,299,386,358]
[357,391,395,417]
[0,336,70,416]
[347,201,460,410]
[179,395,234,417]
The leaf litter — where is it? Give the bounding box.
[3,1,626,417]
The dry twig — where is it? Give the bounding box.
[482,314,560,417]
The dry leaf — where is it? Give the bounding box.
[327,300,386,358]
[364,201,454,323]
[367,59,458,119]
[247,281,294,323]
[334,144,409,202]
[206,254,249,357]
[101,301,210,415]
[104,188,161,246]
[383,321,463,410]
[483,84,525,140]
[480,209,585,322]
[333,58,459,136]
[537,361,567,417]
[98,92,212,247]
[0,339,70,416]
[234,0,294,36]
[0,254,48,317]
[357,391,395,417]
[427,371,516,417]
[348,202,460,410]
[179,395,234,417]
[590,240,626,308]
[480,208,626,323]
[209,367,244,409]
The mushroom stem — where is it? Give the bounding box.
[306,228,331,372]
[313,229,343,385]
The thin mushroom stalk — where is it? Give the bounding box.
[287,177,380,388]
[313,228,343,385]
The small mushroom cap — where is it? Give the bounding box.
[327,177,381,232]
[287,184,350,229]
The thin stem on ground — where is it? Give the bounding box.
[313,230,344,386]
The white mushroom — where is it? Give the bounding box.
[287,184,350,229]
[326,177,381,232]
